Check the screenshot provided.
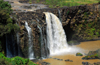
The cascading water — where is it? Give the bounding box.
[16,23,21,56]
[44,12,69,55]
[25,21,34,59]
[36,18,49,58]
[6,35,13,58]
[6,34,17,57]
[58,9,62,22]
[37,26,44,57]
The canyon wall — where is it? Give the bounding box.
[12,3,100,58]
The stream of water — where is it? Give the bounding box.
[25,21,34,59]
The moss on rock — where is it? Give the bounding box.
[76,53,83,56]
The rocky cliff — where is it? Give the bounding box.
[11,3,100,58]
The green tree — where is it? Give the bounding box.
[0,0,19,36]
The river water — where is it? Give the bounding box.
[41,40,100,65]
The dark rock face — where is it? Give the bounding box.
[41,62,50,65]
[82,62,100,65]
[82,62,89,65]
[12,12,46,58]
[11,3,100,58]
[82,49,100,60]
[19,0,29,3]
[94,62,100,65]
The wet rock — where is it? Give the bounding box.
[52,58,63,61]
[49,57,52,58]
[57,59,63,61]
[42,62,50,65]
[31,59,39,62]
[76,53,83,56]
[53,58,58,60]
[22,6,32,9]
[82,62,89,65]
[94,62,100,65]
[82,49,100,60]
[69,60,73,62]
[65,59,73,62]
[65,59,70,61]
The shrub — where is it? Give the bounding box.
[0,0,19,36]
[0,58,11,65]
[0,53,38,65]
[0,0,12,13]
[98,1,100,4]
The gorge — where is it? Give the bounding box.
[0,0,100,65]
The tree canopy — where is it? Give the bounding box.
[0,0,19,36]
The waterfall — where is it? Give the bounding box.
[44,12,68,55]
[16,30,20,56]
[6,35,13,58]
[16,23,21,56]
[25,21,34,59]
[37,26,44,58]
[36,18,49,58]
[58,9,62,22]
[6,34,17,57]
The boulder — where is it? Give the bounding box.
[76,53,83,56]
[82,49,100,60]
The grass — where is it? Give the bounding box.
[42,0,99,8]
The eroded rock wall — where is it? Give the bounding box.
[12,3,100,58]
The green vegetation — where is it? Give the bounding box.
[0,0,12,13]
[0,53,37,65]
[99,1,100,4]
[28,0,99,7]
[36,0,40,3]
[0,0,19,36]
[43,0,99,8]
[76,53,83,56]
[29,0,32,4]
[82,49,100,59]
[0,0,19,55]
[71,11,100,40]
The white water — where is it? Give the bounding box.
[25,21,34,59]
[58,9,62,22]
[44,12,69,55]
[16,23,21,56]
[44,12,84,56]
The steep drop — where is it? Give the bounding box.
[25,21,34,59]
[44,12,68,55]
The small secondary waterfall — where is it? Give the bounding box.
[6,34,17,57]
[25,21,34,59]
[58,9,62,22]
[16,23,21,56]
[36,18,49,58]
[44,12,68,55]
[6,35,13,58]
[37,26,44,57]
